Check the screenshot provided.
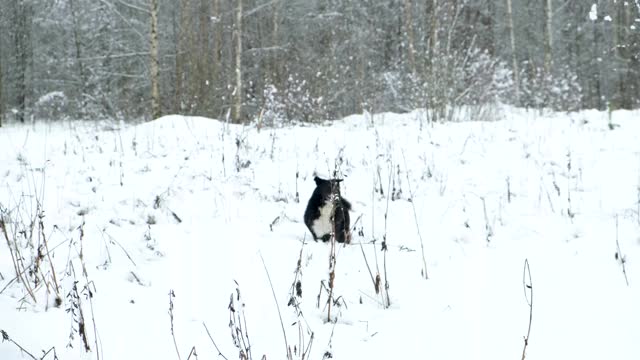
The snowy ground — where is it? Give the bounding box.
[1,108,639,360]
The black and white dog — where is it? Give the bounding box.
[304,176,352,243]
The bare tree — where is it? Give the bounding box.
[150,0,161,119]
[232,0,243,123]
[174,0,190,113]
[591,9,603,110]
[69,0,88,118]
[428,0,438,59]
[270,0,281,87]
[543,0,553,77]
[0,47,3,127]
[425,0,440,73]
[0,0,637,123]
[612,0,635,110]
[506,0,519,104]
[13,0,31,123]
[403,0,417,74]
[195,0,211,114]
[211,0,221,100]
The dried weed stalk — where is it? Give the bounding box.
[286,239,314,360]
[229,282,254,360]
[521,259,533,360]
[168,290,181,360]
[401,149,429,279]
[614,215,629,286]
[1,329,59,360]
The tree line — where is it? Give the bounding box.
[0,0,638,126]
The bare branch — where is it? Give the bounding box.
[117,0,151,14]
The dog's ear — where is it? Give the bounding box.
[314,176,325,186]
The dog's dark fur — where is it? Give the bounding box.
[304,176,352,243]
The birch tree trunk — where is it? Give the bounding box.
[232,0,243,123]
[543,0,553,77]
[0,49,3,127]
[506,0,519,104]
[271,0,281,86]
[150,0,161,119]
[14,0,30,123]
[403,0,416,74]
[174,0,190,113]
[69,0,87,117]
[428,0,438,61]
[616,0,631,109]
[592,17,603,109]
[212,0,221,94]
[197,0,210,113]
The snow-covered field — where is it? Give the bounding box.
[1,108,639,360]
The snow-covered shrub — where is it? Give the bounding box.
[379,71,426,114]
[259,84,286,128]
[284,75,318,122]
[425,47,512,122]
[519,64,582,111]
[461,49,513,106]
[34,91,69,120]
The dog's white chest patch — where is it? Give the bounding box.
[312,201,334,238]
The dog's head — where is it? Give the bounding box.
[314,176,343,198]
